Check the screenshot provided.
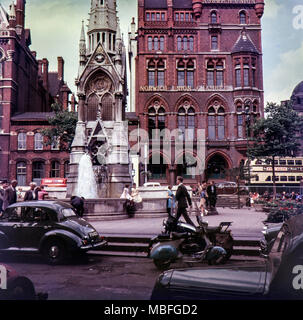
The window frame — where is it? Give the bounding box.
[18,132,27,151]
[34,132,44,151]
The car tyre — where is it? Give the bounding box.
[7,277,36,300]
[154,259,171,271]
[43,239,67,265]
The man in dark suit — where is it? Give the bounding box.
[71,196,85,218]
[24,182,37,201]
[3,180,18,211]
[207,181,217,209]
[175,176,195,226]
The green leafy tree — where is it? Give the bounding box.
[248,101,303,199]
[41,102,78,151]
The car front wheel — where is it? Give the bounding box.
[43,240,67,265]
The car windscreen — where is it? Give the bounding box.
[59,208,77,221]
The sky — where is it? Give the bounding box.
[1,0,303,105]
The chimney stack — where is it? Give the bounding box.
[57,57,64,81]
[42,58,49,90]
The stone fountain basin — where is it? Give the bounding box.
[60,198,168,221]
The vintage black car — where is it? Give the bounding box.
[0,201,107,265]
[151,214,303,300]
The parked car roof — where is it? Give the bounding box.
[7,201,73,210]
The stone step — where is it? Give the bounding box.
[94,235,261,257]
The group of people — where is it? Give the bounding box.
[0,180,18,215]
[24,182,49,202]
[256,190,303,203]
[167,178,218,227]
[120,183,143,216]
[0,180,50,217]
[195,181,218,217]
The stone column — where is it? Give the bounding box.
[77,93,86,122]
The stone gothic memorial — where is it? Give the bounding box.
[67,0,131,199]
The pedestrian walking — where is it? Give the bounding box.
[71,196,85,218]
[198,184,209,219]
[175,176,195,227]
[24,182,37,201]
[202,181,209,208]
[207,181,217,209]
[3,180,18,211]
[167,185,175,217]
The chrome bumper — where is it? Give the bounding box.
[80,240,108,251]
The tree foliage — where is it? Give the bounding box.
[249,101,303,159]
[41,102,78,151]
[248,101,303,197]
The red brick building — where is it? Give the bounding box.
[0,1,74,185]
[131,0,265,186]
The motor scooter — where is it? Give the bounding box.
[148,215,234,270]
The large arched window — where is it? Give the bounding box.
[206,154,228,180]
[206,59,225,88]
[16,162,27,186]
[177,59,195,88]
[148,101,166,139]
[177,101,196,141]
[87,94,99,121]
[207,103,226,140]
[101,93,113,121]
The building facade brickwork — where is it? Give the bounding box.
[129,0,265,186]
[0,0,73,185]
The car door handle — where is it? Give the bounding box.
[44,226,52,230]
[13,224,22,229]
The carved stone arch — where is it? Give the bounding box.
[206,94,228,113]
[84,70,114,96]
[144,94,169,113]
[175,94,199,113]
[101,92,114,121]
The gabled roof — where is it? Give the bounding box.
[232,30,259,54]
[79,41,122,85]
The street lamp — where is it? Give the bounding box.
[245,105,251,196]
